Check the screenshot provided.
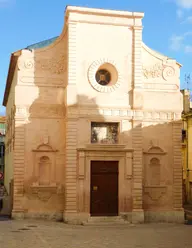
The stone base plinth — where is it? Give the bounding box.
[63,212,90,225]
[11,210,25,220]
[120,210,144,224]
[24,212,63,221]
[12,211,63,221]
[144,209,184,223]
[131,210,145,223]
[11,210,184,224]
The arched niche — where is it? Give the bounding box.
[143,145,167,187]
[32,142,58,187]
[149,157,161,186]
[39,156,51,186]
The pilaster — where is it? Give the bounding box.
[63,20,78,222]
[12,117,25,219]
[68,21,77,86]
[132,26,143,110]
[63,118,78,218]
[132,120,144,223]
[172,121,183,210]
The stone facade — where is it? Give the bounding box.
[3,6,184,223]
[181,90,192,204]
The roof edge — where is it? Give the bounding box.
[65,5,144,18]
[142,42,182,67]
[3,50,21,107]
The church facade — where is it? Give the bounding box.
[3,6,184,223]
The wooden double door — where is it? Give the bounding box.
[90,161,118,216]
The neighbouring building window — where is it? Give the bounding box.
[91,122,118,144]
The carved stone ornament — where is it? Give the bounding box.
[31,184,57,202]
[18,58,34,70]
[88,58,122,93]
[143,63,175,80]
[162,66,175,80]
[144,144,166,155]
[144,186,167,201]
[35,53,67,75]
[24,59,34,69]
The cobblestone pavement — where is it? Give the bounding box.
[0,220,192,248]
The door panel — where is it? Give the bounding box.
[90,161,118,216]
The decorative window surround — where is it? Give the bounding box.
[88,59,122,92]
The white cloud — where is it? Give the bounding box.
[175,0,192,9]
[177,9,184,18]
[169,32,192,52]
[185,45,192,52]
[184,31,192,36]
[169,34,184,50]
[182,15,192,23]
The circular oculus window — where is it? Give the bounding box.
[88,59,121,93]
[95,69,111,86]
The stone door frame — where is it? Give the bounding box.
[77,144,133,219]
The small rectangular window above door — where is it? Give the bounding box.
[91,122,118,144]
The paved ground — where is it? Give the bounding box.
[0,220,192,248]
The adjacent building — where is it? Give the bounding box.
[3,6,184,223]
[181,90,192,204]
[0,116,5,184]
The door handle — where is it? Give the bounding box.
[92,186,98,191]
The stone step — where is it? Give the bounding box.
[88,216,124,222]
[82,221,131,226]
[82,216,131,226]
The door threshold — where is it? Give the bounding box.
[82,216,130,225]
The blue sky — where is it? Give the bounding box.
[0,0,192,114]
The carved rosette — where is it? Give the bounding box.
[162,66,175,81]
[18,58,34,71]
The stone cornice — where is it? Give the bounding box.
[66,6,144,27]
[14,105,181,122]
[77,144,134,152]
[67,107,181,121]
[66,6,144,19]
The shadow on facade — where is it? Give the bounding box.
[7,82,183,222]
[3,43,183,223]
